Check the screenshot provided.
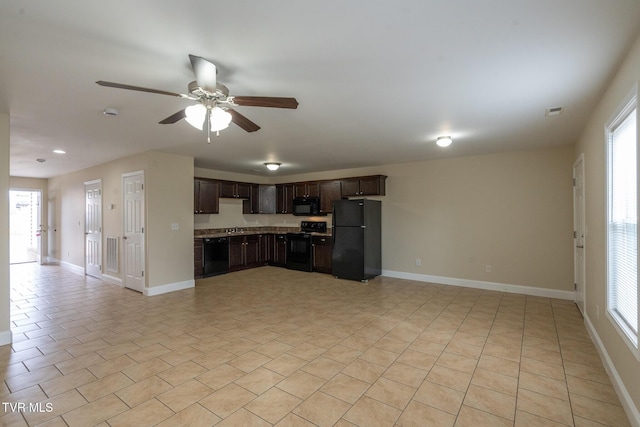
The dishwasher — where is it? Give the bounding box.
[203,237,229,277]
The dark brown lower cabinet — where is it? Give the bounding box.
[229,235,262,271]
[312,236,333,274]
[194,238,204,278]
[270,234,287,267]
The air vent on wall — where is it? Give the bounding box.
[545,107,563,117]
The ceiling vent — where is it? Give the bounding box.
[545,107,563,117]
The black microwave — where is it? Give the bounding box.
[292,197,321,216]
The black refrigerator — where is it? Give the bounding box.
[332,199,381,281]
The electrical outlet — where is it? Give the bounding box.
[485,264,492,273]
[415,258,422,266]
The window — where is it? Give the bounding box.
[606,84,639,356]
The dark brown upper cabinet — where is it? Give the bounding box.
[219,180,251,199]
[293,182,319,198]
[340,175,387,197]
[319,180,342,214]
[194,178,219,214]
[276,184,294,214]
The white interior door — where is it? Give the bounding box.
[85,180,102,278]
[573,154,586,315]
[123,172,145,292]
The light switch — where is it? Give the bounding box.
[171,223,179,231]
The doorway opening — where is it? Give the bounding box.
[10,190,42,265]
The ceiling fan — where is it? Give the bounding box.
[96,54,298,142]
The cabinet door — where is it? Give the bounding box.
[228,236,245,270]
[359,176,386,196]
[259,185,276,214]
[266,234,275,263]
[340,178,361,197]
[273,234,287,266]
[244,236,260,267]
[236,183,251,199]
[306,182,320,198]
[218,181,236,198]
[276,184,294,214]
[198,180,219,214]
[194,239,204,278]
[258,234,269,263]
[194,180,200,214]
[243,185,260,214]
[319,180,342,214]
[293,183,307,198]
[312,236,333,274]
[294,182,320,198]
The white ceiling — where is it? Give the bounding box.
[2,1,640,178]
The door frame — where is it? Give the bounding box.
[9,188,44,265]
[122,170,145,292]
[573,154,586,315]
[84,179,102,278]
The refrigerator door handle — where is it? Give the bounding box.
[361,225,366,228]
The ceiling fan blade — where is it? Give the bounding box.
[228,109,261,132]
[96,81,183,97]
[189,54,217,93]
[159,109,186,124]
[232,96,299,109]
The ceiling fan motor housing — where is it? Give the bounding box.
[188,81,229,100]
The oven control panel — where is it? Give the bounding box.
[300,221,327,234]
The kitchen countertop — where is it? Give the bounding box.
[195,226,333,238]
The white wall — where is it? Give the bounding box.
[575,30,640,421]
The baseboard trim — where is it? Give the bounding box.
[144,279,195,296]
[102,274,123,287]
[0,330,12,347]
[584,314,640,427]
[381,270,575,300]
[59,261,84,274]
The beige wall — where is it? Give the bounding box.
[575,30,640,415]
[241,146,573,291]
[48,151,194,291]
[197,147,574,292]
[146,151,194,287]
[0,113,10,344]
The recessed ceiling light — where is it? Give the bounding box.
[53,149,66,154]
[436,136,453,148]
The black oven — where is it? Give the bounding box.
[285,221,327,272]
[286,233,313,272]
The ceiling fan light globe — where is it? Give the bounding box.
[210,107,232,132]
[436,136,453,147]
[185,104,207,130]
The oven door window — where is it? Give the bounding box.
[290,239,309,254]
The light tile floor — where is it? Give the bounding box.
[0,263,631,426]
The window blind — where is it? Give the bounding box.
[608,106,638,340]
